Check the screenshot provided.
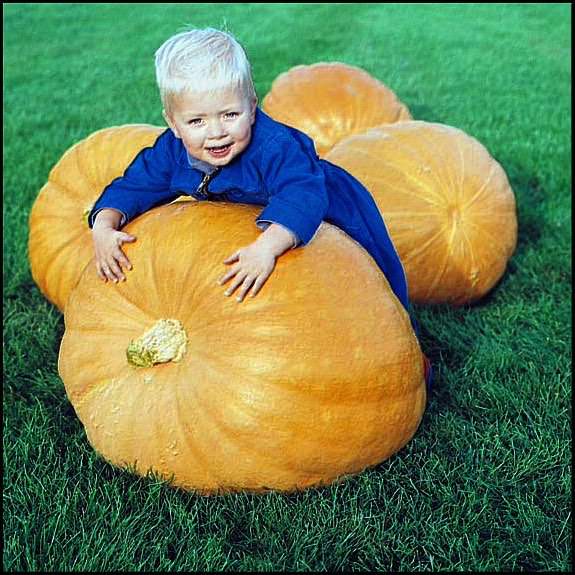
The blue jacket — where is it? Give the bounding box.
[89,108,411,315]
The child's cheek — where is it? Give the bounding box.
[184,132,206,151]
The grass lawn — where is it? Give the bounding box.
[3,3,571,572]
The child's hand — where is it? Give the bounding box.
[218,242,276,302]
[92,226,136,283]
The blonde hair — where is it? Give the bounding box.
[155,27,256,112]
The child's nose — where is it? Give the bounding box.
[207,119,226,138]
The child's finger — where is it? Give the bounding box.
[101,264,116,283]
[223,250,240,264]
[96,262,107,282]
[236,276,255,302]
[103,268,119,283]
[218,266,238,286]
[106,259,125,283]
[249,274,268,298]
[224,271,249,297]
[113,248,132,271]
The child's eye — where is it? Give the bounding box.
[187,118,203,126]
[224,112,239,119]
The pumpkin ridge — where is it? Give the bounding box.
[174,364,304,490]
[391,124,453,193]
[417,125,466,206]
[49,161,94,203]
[71,273,158,336]
[464,218,515,262]
[108,276,161,326]
[297,91,334,153]
[403,130,462,207]
[76,125,163,194]
[73,139,102,195]
[135,237,165,318]
[445,131,464,205]
[359,135,447,206]
[169,374,222,488]
[465,175,516,216]
[30,210,86,224]
[394,227,445,266]
[83,129,124,189]
[461,162,497,211]
[457,224,481,298]
[377,210,431,219]
[368,168,445,210]
[173,341,424,491]
[41,229,90,309]
[197,336,416,401]
[60,300,167,408]
[422,233,453,301]
[367,124,448,194]
[178,357,272,473]
[60,344,134,408]
[79,372,176,481]
[41,221,87,253]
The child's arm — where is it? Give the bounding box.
[218,223,296,302]
[255,131,329,248]
[87,129,179,229]
[92,209,137,283]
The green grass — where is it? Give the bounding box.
[3,3,572,572]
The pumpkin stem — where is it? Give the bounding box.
[126,319,187,368]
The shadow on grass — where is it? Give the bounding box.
[406,103,441,123]
[506,164,545,252]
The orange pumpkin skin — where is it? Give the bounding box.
[28,124,165,311]
[325,121,518,305]
[262,62,411,157]
[58,202,426,494]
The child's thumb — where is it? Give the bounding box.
[224,250,240,264]
[119,233,137,243]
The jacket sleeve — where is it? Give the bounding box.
[255,132,329,245]
[88,129,179,228]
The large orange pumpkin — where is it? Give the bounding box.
[325,121,518,305]
[262,62,411,157]
[28,124,166,311]
[58,201,427,494]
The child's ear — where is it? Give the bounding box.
[163,110,180,139]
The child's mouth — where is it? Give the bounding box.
[207,143,232,158]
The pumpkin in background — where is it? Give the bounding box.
[28,124,166,311]
[262,62,411,157]
[325,121,518,305]
[58,201,427,494]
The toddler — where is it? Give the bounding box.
[89,27,432,385]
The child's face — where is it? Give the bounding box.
[164,86,257,167]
